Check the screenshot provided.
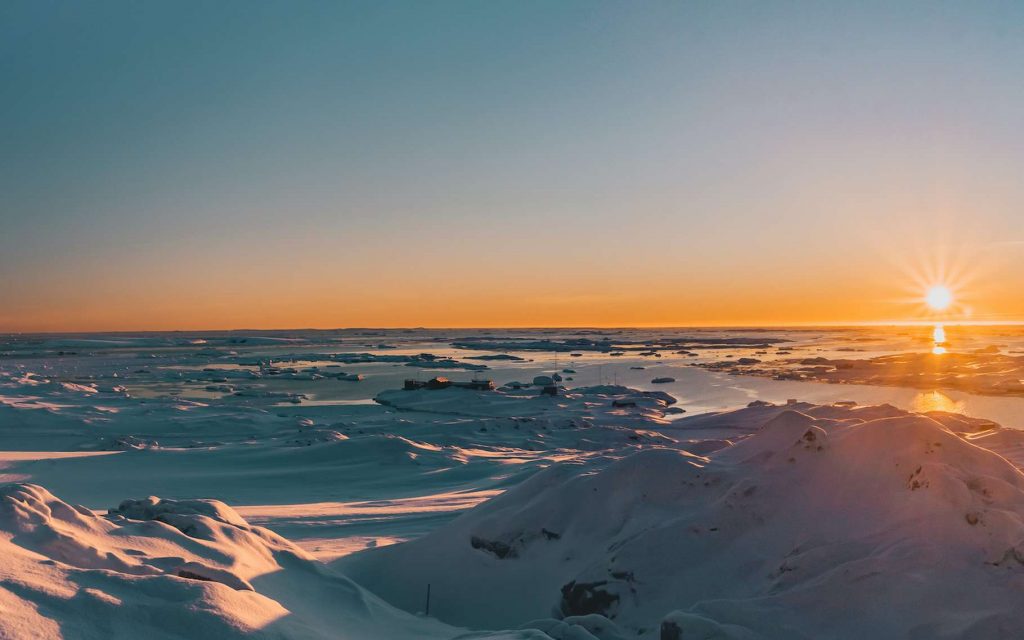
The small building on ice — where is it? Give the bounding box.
[403,377,495,391]
[404,377,452,390]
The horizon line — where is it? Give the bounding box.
[5,319,1024,336]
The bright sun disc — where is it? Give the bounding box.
[925,285,953,311]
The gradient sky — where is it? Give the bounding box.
[3,1,1024,331]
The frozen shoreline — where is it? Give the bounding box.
[4,328,1024,638]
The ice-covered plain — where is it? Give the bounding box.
[3,328,1024,639]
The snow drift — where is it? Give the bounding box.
[0,484,489,639]
[342,407,1024,639]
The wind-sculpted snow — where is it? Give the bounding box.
[0,484,461,639]
[0,358,692,571]
[5,329,1024,638]
[0,484,557,639]
[342,405,1024,639]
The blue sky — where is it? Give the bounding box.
[3,1,1023,330]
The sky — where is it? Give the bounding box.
[2,1,1024,332]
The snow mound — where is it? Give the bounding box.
[0,484,475,639]
[341,407,1024,638]
[110,495,254,531]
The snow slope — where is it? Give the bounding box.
[5,329,1024,639]
[0,483,544,639]
[342,406,1024,639]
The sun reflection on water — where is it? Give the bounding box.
[912,390,964,414]
[931,323,947,355]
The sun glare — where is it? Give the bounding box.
[925,285,953,311]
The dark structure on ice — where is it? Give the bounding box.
[403,377,495,391]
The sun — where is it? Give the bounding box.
[925,285,953,311]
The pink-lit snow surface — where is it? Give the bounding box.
[5,330,1024,639]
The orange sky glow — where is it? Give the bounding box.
[4,4,1024,333]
